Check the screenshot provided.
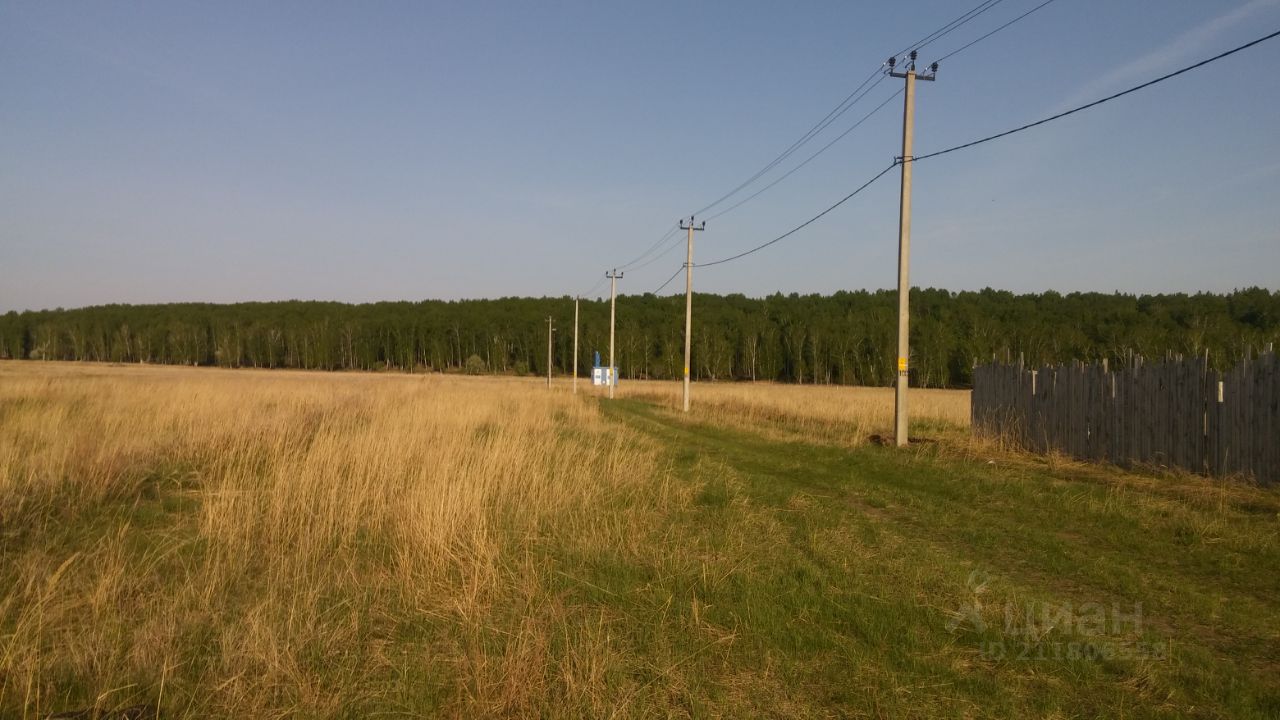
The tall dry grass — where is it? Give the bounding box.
[6,364,1277,717]
[0,362,669,717]
[615,379,970,445]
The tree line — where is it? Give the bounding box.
[1,288,1276,388]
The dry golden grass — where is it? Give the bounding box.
[0,361,672,717]
[10,363,1274,718]
[613,378,970,445]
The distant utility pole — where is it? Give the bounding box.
[606,270,623,399]
[546,316,555,389]
[888,50,936,447]
[678,216,705,413]
[572,297,580,395]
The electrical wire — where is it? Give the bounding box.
[689,0,1014,221]
[578,275,608,299]
[706,86,903,222]
[696,163,898,268]
[577,0,1078,293]
[627,232,687,273]
[691,67,884,217]
[689,27,1280,275]
[623,80,888,280]
[934,0,1061,64]
[891,0,1007,60]
[652,265,686,295]
[912,27,1280,164]
[695,0,1055,226]
[617,224,681,271]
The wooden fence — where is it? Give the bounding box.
[972,352,1278,484]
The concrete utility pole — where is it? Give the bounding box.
[888,51,936,447]
[606,270,623,399]
[572,297,579,395]
[545,316,555,389]
[678,216,706,413]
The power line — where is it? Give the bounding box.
[706,86,903,222]
[618,82,890,280]
[588,222,677,300]
[934,0,1061,64]
[912,27,1280,164]
[692,28,1280,272]
[598,0,1038,281]
[689,1,1010,220]
[891,0,1007,60]
[627,232,687,273]
[578,275,608,299]
[691,67,884,217]
[658,1,1049,271]
[576,3,1262,326]
[618,224,681,271]
[579,0,1073,294]
[895,0,1001,56]
[653,265,685,295]
[696,163,898,269]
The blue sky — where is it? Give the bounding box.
[2,0,1279,311]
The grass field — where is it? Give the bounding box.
[2,362,1278,718]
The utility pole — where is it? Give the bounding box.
[572,297,579,395]
[606,270,623,399]
[678,216,705,413]
[887,51,937,447]
[546,316,555,389]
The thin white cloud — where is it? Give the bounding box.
[1061,0,1280,108]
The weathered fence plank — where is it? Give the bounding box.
[972,352,1278,485]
